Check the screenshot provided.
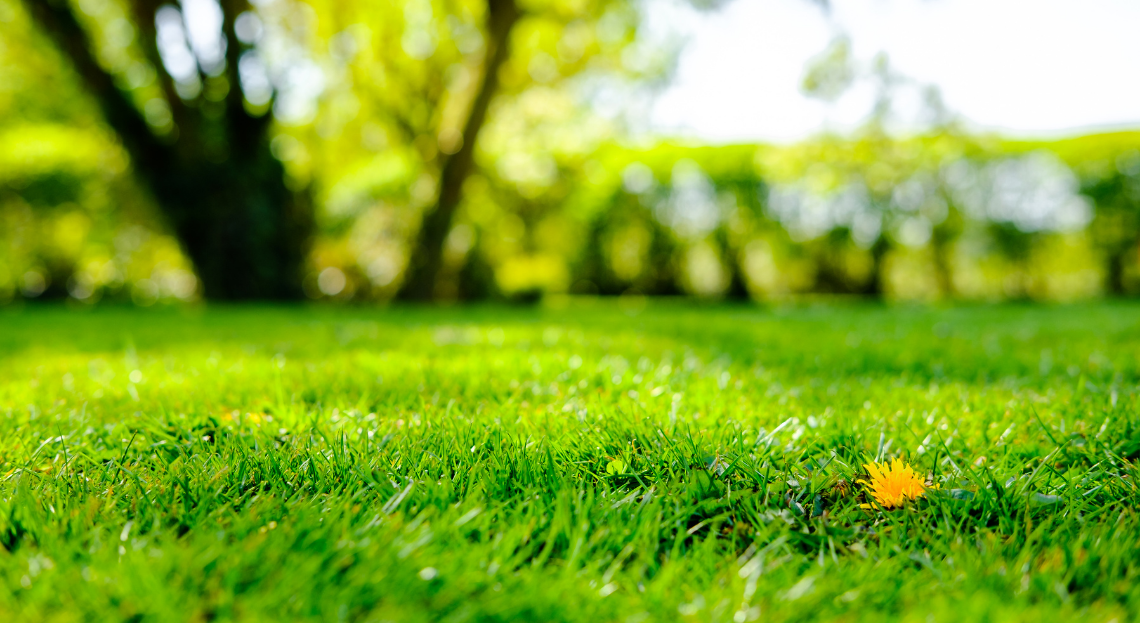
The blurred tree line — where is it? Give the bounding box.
[1,0,1139,305]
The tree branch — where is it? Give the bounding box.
[126,0,195,140]
[218,0,273,158]
[399,0,521,300]
[23,0,171,175]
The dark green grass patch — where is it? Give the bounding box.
[0,302,1138,622]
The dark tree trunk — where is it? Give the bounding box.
[1106,248,1128,297]
[859,236,890,298]
[24,0,312,300]
[644,219,681,296]
[399,0,520,301]
[714,227,750,300]
[155,149,311,300]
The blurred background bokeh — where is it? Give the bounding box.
[2,0,1138,305]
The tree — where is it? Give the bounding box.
[22,0,313,300]
[22,0,724,302]
[1079,151,1140,296]
[292,0,727,301]
[396,0,519,301]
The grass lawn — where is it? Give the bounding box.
[0,301,1138,622]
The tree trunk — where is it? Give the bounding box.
[860,236,890,298]
[24,0,312,300]
[714,227,750,300]
[398,0,520,301]
[154,147,312,300]
[1106,248,1128,297]
[930,205,963,300]
[931,236,956,299]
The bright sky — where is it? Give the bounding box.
[649,0,1140,143]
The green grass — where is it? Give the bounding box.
[0,301,1138,622]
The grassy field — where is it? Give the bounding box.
[0,301,1138,622]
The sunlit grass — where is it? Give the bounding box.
[0,301,1138,621]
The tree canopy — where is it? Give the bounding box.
[12,0,680,300]
[3,0,1140,304]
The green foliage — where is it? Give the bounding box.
[0,303,1139,620]
[801,36,854,103]
[4,0,1140,303]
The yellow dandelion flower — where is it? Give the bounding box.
[859,458,926,509]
